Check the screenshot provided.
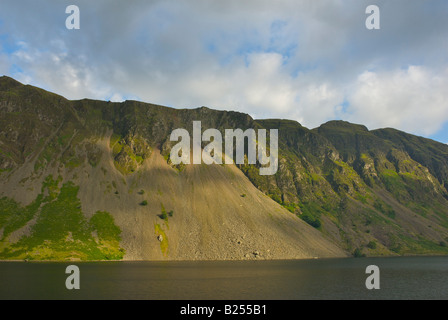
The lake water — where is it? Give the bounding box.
[0,256,447,300]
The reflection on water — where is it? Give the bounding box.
[1,256,447,300]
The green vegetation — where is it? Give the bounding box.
[268,193,282,204]
[297,202,324,229]
[159,211,167,220]
[366,241,377,249]
[140,200,148,206]
[0,176,124,260]
[301,213,322,229]
[386,233,448,255]
[154,223,168,256]
[90,211,121,241]
[109,133,121,149]
[373,199,396,219]
[353,248,366,258]
[0,194,43,239]
[158,203,173,221]
[110,133,151,175]
[282,203,297,213]
[379,169,410,201]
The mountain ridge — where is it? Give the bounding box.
[1,76,448,260]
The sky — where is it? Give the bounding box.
[0,0,448,143]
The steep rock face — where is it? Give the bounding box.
[0,77,345,260]
[0,76,448,260]
[236,122,448,256]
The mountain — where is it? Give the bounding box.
[0,76,447,261]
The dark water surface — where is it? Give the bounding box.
[1,256,447,300]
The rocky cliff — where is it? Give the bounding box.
[1,76,447,260]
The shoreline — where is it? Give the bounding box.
[1,253,448,263]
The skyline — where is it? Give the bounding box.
[1,0,447,143]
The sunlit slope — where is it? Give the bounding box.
[1,76,448,260]
[0,76,345,260]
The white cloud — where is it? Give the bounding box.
[1,0,448,141]
[109,93,125,102]
[347,66,448,136]
[0,54,9,75]
[231,53,296,115]
[293,83,344,128]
